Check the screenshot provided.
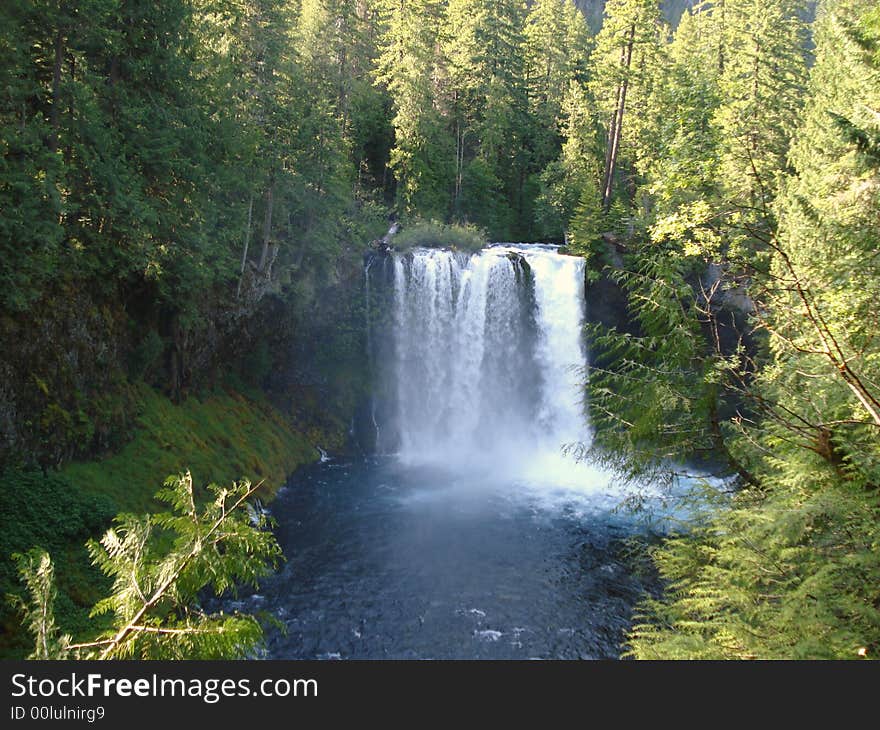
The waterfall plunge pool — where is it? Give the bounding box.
[237,456,673,660]
[234,244,708,659]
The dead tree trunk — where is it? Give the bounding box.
[257,181,274,273]
[236,193,254,298]
[601,24,635,212]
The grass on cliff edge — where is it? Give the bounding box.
[0,383,316,657]
[392,220,488,252]
[62,382,316,512]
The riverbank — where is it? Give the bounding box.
[0,383,320,658]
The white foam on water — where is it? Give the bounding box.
[474,630,503,642]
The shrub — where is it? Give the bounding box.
[392,220,488,252]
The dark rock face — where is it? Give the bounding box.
[0,284,136,467]
[583,247,761,480]
[0,245,374,470]
[583,268,639,377]
[584,271,637,338]
[267,248,374,455]
[696,262,759,363]
[0,280,273,469]
[584,257,758,361]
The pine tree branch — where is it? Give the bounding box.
[96,477,265,660]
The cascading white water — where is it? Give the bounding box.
[390,244,597,485]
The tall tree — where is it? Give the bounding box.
[374,0,452,219]
[534,79,603,243]
[0,0,67,309]
[590,0,666,211]
[524,1,594,240]
[221,0,300,286]
[637,4,722,217]
[714,0,807,218]
[441,0,529,236]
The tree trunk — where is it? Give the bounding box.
[64,54,74,165]
[601,24,635,212]
[49,26,65,153]
[257,182,274,273]
[236,193,254,298]
[601,87,621,211]
[454,111,464,210]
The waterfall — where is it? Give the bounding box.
[364,255,380,449]
[386,244,591,481]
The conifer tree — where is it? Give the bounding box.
[714,0,807,220]
[623,0,880,660]
[522,0,593,178]
[534,80,603,242]
[589,0,666,211]
[442,0,528,236]
[14,473,281,660]
[374,0,452,218]
[638,3,722,216]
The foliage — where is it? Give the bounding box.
[14,472,282,659]
[375,0,452,219]
[0,384,315,658]
[590,0,667,209]
[628,476,880,659]
[579,0,880,659]
[5,0,879,662]
[0,468,116,656]
[392,220,488,252]
[12,551,68,660]
[62,383,315,514]
[534,79,603,240]
[374,0,597,240]
[567,182,605,277]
